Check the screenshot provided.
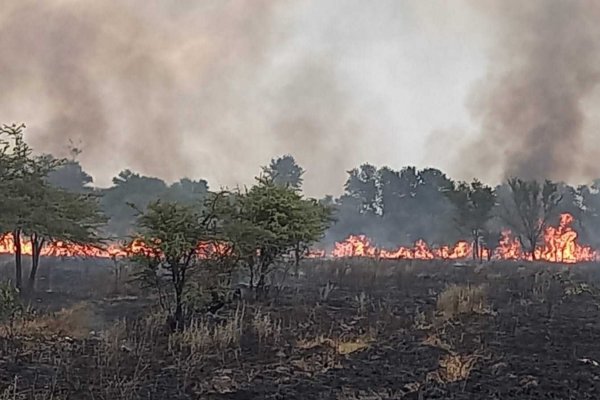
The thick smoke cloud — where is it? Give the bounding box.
[0,0,370,195]
[459,0,600,183]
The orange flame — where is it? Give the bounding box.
[0,213,596,264]
[0,234,230,259]
[326,213,597,264]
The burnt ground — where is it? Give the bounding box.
[2,258,600,399]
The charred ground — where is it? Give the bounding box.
[2,259,600,399]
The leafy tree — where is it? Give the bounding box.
[221,178,332,291]
[0,123,106,290]
[344,163,380,215]
[447,180,496,261]
[0,124,62,289]
[47,160,93,192]
[100,170,168,238]
[163,178,209,204]
[24,186,106,291]
[262,155,305,189]
[132,197,223,330]
[577,180,600,247]
[500,178,562,259]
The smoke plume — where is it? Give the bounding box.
[460,0,600,183]
[0,0,370,195]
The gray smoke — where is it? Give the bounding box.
[0,0,370,195]
[460,0,600,182]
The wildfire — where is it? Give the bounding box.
[331,235,473,261]
[0,213,596,264]
[0,234,229,259]
[327,213,597,264]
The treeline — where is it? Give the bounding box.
[5,122,600,263]
[54,152,600,256]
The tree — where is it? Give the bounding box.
[0,123,106,291]
[262,155,305,190]
[47,160,93,192]
[447,180,496,261]
[100,170,168,238]
[344,163,380,215]
[163,178,209,204]
[578,180,600,248]
[290,197,333,271]
[132,198,223,330]
[24,186,106,291]
[501,178,562,259]
[0,124,62,289]
[221,178,332,291]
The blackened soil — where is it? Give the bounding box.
[2,260,600,399]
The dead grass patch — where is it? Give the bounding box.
[169,303,245,355]
[436,284,488,320]
[252,308,282,345]
[427,353,479,384]
[421,334,453,352]
[0,302,96,339]
[296,334,373,355]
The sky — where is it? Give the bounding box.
[1,1,599,196]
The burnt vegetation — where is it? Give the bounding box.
[2,126,600,399]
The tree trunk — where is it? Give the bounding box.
[472,231,479,262]
[174,287,184,331]
[28,234,44,292]
[528,235,537,260]
[13,229,22,291]
[294,244,300,277]
[248,257,255,289]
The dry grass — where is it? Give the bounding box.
[252,308,282,345]
[427,353,480,383]
[168,303,246,355]
[436,284,488,320]
[296,334,372,355]
[0,302,96,340]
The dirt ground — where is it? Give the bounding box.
[2,258,600,399]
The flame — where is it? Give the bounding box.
[0,234,230,259]
[493,212,597,264]
[326,213,597,264]
[331,235,473,260]
[0,213,596,264]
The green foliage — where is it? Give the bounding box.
[0,123,106,290]
[220,178,332,289]
[132,198,223,329]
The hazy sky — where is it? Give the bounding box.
[2,1,598,196]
